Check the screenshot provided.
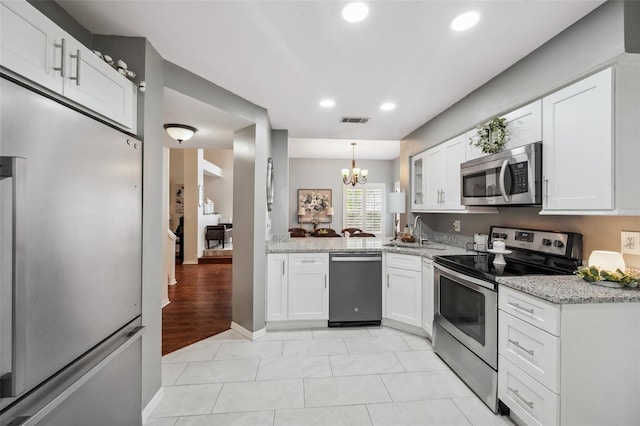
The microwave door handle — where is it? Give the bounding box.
[499,159,510,203]
[0,157,27,399]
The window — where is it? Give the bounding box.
[343,183,385,235]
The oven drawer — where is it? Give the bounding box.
[499,286,560,336]
[385,253,421,271]
[499,311,559,393]
[498,355,559,426]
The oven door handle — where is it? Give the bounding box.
[434,263,496,291]
[499,159,510,203]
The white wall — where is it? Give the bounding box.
[203,149,233,220]
[288,158,397,236]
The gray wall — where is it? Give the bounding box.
[270,130,289,235]
[402,1,640,268]
[203,149,234,220]
[28,0,93,47]
[289,158,396,236]
[163,62,273,334]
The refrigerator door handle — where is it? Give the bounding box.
[10,326,146,426]
[0,157,27,400]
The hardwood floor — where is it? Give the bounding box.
[162,259,232,355]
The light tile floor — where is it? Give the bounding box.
[147,327,514,426]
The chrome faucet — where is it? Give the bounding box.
[413,215,428,245]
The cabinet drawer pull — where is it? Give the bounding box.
[509,302,534,315]
[300,259,315,263]
[508,387,534,408]
[53,38,66,77]
[508,338,535,356]
[70,49,81,86]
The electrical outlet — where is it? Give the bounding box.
[453,220,461,232]
[621,231,640,255]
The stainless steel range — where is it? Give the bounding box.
[433,226,583,413]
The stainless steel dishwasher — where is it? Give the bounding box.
[329,252,382,327]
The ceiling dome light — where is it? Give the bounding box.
[164,123,197,144]
[320,99,335,108]
[380,102,396,111]
[450,11,480,32]
[342,2,369,23]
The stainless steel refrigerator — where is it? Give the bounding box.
[0,75,143,425]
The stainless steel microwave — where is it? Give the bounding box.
[460,142,542,206]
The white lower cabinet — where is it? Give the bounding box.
[266,253,329,322]
[421,258,434,337]
[266,254,288,321]
[384,253,422,327]
[498,285,640,426]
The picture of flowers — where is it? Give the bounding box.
[298,189,332,224]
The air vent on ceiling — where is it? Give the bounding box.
[340,116,369,124]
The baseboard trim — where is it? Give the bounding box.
[141,387,164,422]
[168,278,177,285]
[230,321,266,341]
[161,299,170,308]
[266,320,328,330]
[183,260,198,265]
[382,318,428,338]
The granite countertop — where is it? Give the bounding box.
[497,275,640,304]
[266,237,469,259]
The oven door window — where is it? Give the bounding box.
[440,276,485,345]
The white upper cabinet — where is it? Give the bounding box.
[541,68,614,213]
[541,62,640,215]
[465,100,542,162]
[1,0,63,93]
[503,100,542,150]
[420,133,466,212]
[410,152,426,210]
[0,0,137,130]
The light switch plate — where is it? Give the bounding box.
[621,231,640,255]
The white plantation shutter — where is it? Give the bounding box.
[344,184,385,235]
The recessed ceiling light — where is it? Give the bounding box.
[320,99,335,108]
[380,102,396,111]
[342,2,369,23]
[450,11,480,32]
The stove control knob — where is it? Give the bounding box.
[553,240,565,248]
[542,238,552,246]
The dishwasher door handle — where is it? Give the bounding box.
[330,256,382,262]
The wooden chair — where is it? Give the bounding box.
[314,233,342,237]
[206,225,233,248]
[341,227,362,236]
[313,228,337,236]
[349,232,375,237]
[288,227,307,237]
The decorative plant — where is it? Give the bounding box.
[575,266,639,287]
[470,116,510,154]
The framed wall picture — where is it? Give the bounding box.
[176,184,185,213]
[298,189,332,224]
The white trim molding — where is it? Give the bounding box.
[231,321,266,340]
[141,387,164,422]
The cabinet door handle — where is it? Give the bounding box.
[282,260,285,276]
[386,274,390,288]
[53,38,66,77]
[544,177,549,206]
[70,49,81,86]
[324,274,327,289]
[441,190,445,205]
[508,339,535,356]
[509,302,534,315]
[508,387,534,408]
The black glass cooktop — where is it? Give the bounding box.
[435,253,576,283]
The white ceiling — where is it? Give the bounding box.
[289,138,399,160]
[58,0,604,152]
[163,87,251,149]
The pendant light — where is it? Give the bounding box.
[341,142,368,186]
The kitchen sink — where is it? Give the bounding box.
[383,242,447,250]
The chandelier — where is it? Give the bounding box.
[341,142,368,186]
